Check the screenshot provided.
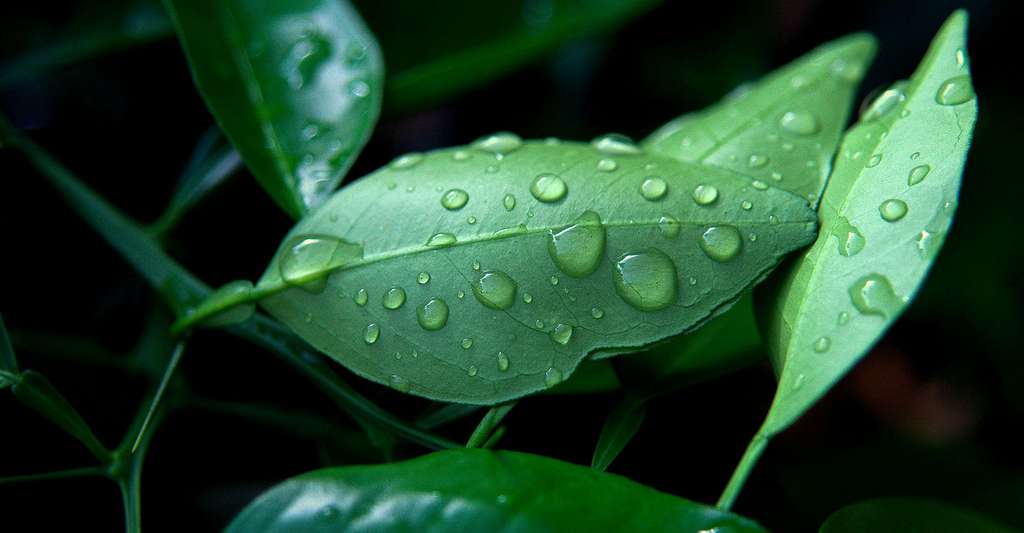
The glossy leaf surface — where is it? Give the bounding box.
[226,449,767,533]
[165,0,383,218]
[644,33,876,205]
[256,136,817,404]
[757,11,977,437]
[820,498,1016,533]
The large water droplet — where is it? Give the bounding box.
[426,233,457,247]
[280,235,363,289]
[879,199,908,222]
[382,287,406,309]
[472,132,523,155]
[640,177,668,201]
[550,323,573,345]
[503,194,516,211]
[908,164,931,186]
[547,211,605,278]
[613,249,678,311]
[849,273,902,318]
[935,75,975,105]
[692,184,719,206]
[497,352,510,372]
[544,368,563,388]
[699,226,743,262]
[441,189,469,210]
[779,110,820,135]
[416,298,449,330]
[861,84,906,121]
[530,173,568,202]
[364,323,380,344]
[472,270,517,310]
[389,153,423,170]
[833,216,866,257]
[591,133,641,155]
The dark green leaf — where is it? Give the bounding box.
[820,498,1016,533]
[591,394,645,471]
[0,313,18,375]
[757,10,977,438]
[545,359,621,395]
[226,449,768,533]
[644,33,876,205]
[12,370,111,462]
[252,135,817,404]
[465,401,515,448]
[164,0,384,217]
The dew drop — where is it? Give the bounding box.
[908,164,930,186]
[486,165,500,174]
[497,352,510,372]
[916,200,957,259]
[534,319,544,329]
[382,287,406,309]
[640,177,668,201]
[692,184,719,205]
[849,273,902,318]
[364,323,380,344]
[935,75,975,105]
[461,338,474,349]
[389,153,423,170]
[279,235,363,290]
[426,233,457,247]
[741,200,753,211]
[452,150,471,161]
[591,133,641,155]
[778,110,820,135]
[472,260,481,271]
[503,194,516,211]
[354,288,368,306]
[388,375,410,393]
[550,323,573,345]
[472,270,517,310]
[838,311,850,325]
[417,272,430,284]
[348,80,370,98]
[879,199,908,222]
[861,84,906,121]
[832,216,866,257]
[544,368,563,388]
[467,365,478,377]
[813,336,832,353]
[596,159,618,172]
[590,306,605,319]
[441,189,469,210]
[658,215,681,238]
[866,154,882,168]
[530,173,568,202]
[549,275,559,286]
[522,292,534,304]
[699,225,743,262]
[547,211,605,278]
[748,154,769,168]
[613,249,678,311]
[457,290,465,299]
[752,180,769,190]
[471,132,523,155]
[416,298,449,330]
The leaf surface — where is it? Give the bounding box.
[256,136,817,404]
[820,498,1016,533]
[226,449,767,533]
[644,33,876,205]
[164,0,383,217]
[757,10,977,437]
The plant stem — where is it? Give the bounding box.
[716,430,769,510]
[0,466,106,485]
[131,340,187,453]
[466,402,516,448]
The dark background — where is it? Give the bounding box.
[1,0,1020,531]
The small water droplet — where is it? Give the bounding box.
[457,290,465,299]
[467,365,478,377]
[301,124,320,140]
[596,159,618,172]
[364,323,380,344]
[741,200,753,211]
[590,306,605,319]
[792,373,806,391]
[838,312,850,325]
[861,84,906,121]
[549,275,559,286]
[497,352,510,371]
[613,249,678,311]
[388,374,410,393]
[752,180,769,190]
[461,338,474,349]
[770,171,783,181]
[382,287,406,309]
[879,199,908,222]
[389,153,423,169]
[426,233,457,247]
[748,154,769,168]
[550,323,573,345]
[916,199,957,259]
[544,367,563,387]
[452,150,471,161]
[692,184,719,205]
[303,312,313,324]
[530,173,568,202]
[849,273,902,318]
[908,164,930,186]
[700,225,743,262]
[547,211,605,278]
[813,336,832,353]
[472,260,481,271]
[640,177,668,201]
[866,154,882,168]
[910,151,921,160]
[471,132,523,155]
[486,165,500,174]
[591,133,641,155]
[831,58,864,82]
[348,79,370,98]
[833,216,866,257]
[658,215,681,238]
[955,48,967,68]
[472,270,517,310]
[935,75,975,106]
[503,194,516,211]
[521,292,534,305]
[778,110,820,135]
[416,298,449,330]
[354,288,368,306]
[441,189,469,210]
[534,319,544,329]
[417,272,430,284]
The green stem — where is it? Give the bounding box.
[130,340,187,453]
[716,431,770,510]
[466,402,516,449]
[0,466,106,485]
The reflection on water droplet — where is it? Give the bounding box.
[472,270,517,310]
[382,287,406,309]
[849,273,902,318]
[778,110,820,135]
[472,260,481,271]
[692,184,719,205]
[547,211,605,278]
[364,323,380,344]
[879,199,908,222]
[549,275,559,286]
[426,233,457,247]
[700,226,743,262]
[916,200,956,259]
[348,80,370,98]
[613,249,678,311]
[935,75,975,105]
[544,368,563,387]
[908,165,930,186]
[417,298,449,330]
[354,288,368,306]
[813,336,832,353]
[441,189,469,210]
[530,173,568,202]
[417,272,430,285]
[640,177,668,201]
[472,132,523,155]
[591,133,641,155]
[503,194,516,211]
[389,153,423,169]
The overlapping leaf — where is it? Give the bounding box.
[821,498,1015,533]
[226,449,767,533]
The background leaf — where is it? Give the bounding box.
[11,370,111,462]
[644,33,876,205]
[226,449,767,533]
[255,136,817,404]
[164,0,384,217]
[591,394,646,471]
[0,313,18,375]
[820,498,1016,533]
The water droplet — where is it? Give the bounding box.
[550,323,573,345]
[503,194,516,211]
[472,270,517,310]
[813,336,832,353]
[613,249,678,311]
[344,42,367,66]
[781,142,795,152]
[916,200,957,259]
[441,189,469,210]
[467,365,478,377]
[388,374,410,393]
[935,75,975,106]
[389,153,423,169]
[549,275,559,286]
[354,288,368,306]
[833,216,866,257]
[471,260,481,271]
[301,124,320,140]
[699,225,743,262]
[849,273,902,318]
[382,287,406,309]
[497,352,510,372]
[348,80,370,98]
[426,233,457,247]
[861,84,906,121]
[486,165,500,174]
[640,177,668,201]
[658,215,680,238]
[590,306,605,319]
[461,338,473,349]
[778,110,820,135]
[417,272,430,284]
[910,151,921,160]
[741,200,753,211]
[471,132,523,156]
[748,154,769,168]
[692,184,719,205]
[831,58,864,82]
[596,159,618,172]
[866,154,882,168]
[752,180,769,190]
[530,173,568,202]
[416,298,449,330]
[544,367,563,387]
[591,133,641,155]
[534,319,545,329]
[280,235,363,290]
[547,211,605,278]
[364,323,380,344]
[792,373,806,391]
[452,150,471,161]
[770,171,783,182]
[879,199,908,222]
[908,164,930,186]
[457,290,465,299]
[838,312,850,325]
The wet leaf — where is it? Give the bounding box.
[164,0,383,217]
[226,449,768,533]
[253,135,817,404]
[821,498,1016,533]
[644,33,876,206]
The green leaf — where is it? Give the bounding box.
[0,313,18,375]
[365,0,660,112]
[820,498,1016,533]
[545,359,621,395]
[253,135,818,404]
[12,370,111,462]
[164,0,384,218]
[591,394,645,471]
[757,9,977,439]
[465,401,516,448]
[644,33,877,205]
[226,449,768,533]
